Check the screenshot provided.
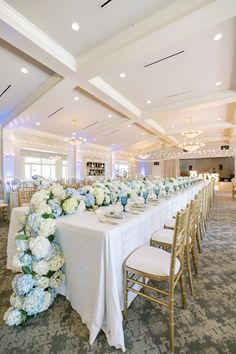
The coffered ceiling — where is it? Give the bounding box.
[1,0,236,156]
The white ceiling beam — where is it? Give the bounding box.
[77,0,236,76]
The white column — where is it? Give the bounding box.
[0,125,3,181]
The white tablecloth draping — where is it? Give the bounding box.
[4,191,19,218]
[7,181,207,351]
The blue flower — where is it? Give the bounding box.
[19,253,32,266]
[12,274,36,296]
[48,198,62,218]
[22,288,45,316]
[84,193,95,208]
[27,213,42,235]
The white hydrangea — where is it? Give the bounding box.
[78,199,86,212]
[29,237,50,259]
[49,270,65,288]
[34,203,52,215]
[10,294,24,310]
[62,197,78,214]
[40,291,52,312]
[32,260,49,276]
[12,253,23,268]
[50,184,66,200]
[3,308,23,326]
[38,218,56,237]
[35,276,50,289]
[93,187,104,206]
[48,253,64,272]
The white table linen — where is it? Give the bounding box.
[7,181,207,351]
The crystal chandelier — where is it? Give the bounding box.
[182,118,202,139]
[64,119,87,145]
[49,155,62,161]
[179,141,205,152]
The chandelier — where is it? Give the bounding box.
[182,117,202,139]
[49,155,62,161]
[64,119,87,145]
[179,141,205,152]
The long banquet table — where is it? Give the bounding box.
[7,181,207,351]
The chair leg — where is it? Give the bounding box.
[191,245,198,275]
[196,224,202,253]
[179,273,186,309]
[186,251,194,296]
[123,268,128,320]
[169,296,175,353]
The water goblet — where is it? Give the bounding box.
[120,196,128,212]
[154,187,160,200]
[165,185,169,198]
[142,190,149,204]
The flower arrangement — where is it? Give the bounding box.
[4,175,200,326]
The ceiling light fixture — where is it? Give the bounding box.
[71,22,80,31]
[127,124,130,128]
[146,100,151,104]
[65,119,86,145]
[182,118,202,139]
[36,122,40,126]
[120,73,126,78]
[74,96,79,101]
[217,117,221,121]
[108,114,112,118]
[216,81,222,86]
[214,33,223,41]
[21,68,28,74]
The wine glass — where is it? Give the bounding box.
[165,185,169,198]
[154,187,160,200]
[142,190,149,204]
[173,185,177,193]
[120,196,128,212]
[110,193,117,210]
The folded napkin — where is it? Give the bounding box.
[104,211,125,219]
[132,202,145,208]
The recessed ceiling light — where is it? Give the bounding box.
[216,81,222,86]
[36,122,40,126]
[93,138,97,141]
[74,96,79,101]
[21,67,28,74]
[112,143,115,146]
[146,100,151,104]
[71,22,80,31]
[120,73,126,78]
[108,114,112,118]
[171,125,175,128]
[214,33,223,41]
[72,132,76,135]
[127,124,131,128]
[142,132,145,135]
[217,117,221,121]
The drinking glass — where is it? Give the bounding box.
[143,190,149,204]
[154,187,160,200]
[120,196,128,212]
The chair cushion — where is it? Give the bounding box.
[164,217,176,229]
[151,228,174,245]
[125,246,180,277]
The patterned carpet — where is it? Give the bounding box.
[0,190,236,354]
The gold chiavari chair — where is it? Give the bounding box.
[232,178,236,199]
[18,187,35,207]
[123,205,190,353]
[0,179,9,223]
[152,196,200,296]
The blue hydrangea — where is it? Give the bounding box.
[48,198,62,218]
[79,186,88,195]
[22,288,45,316]
[19,253,32,266]
[27,213,42,235]
[84,193,95,208]
[12,274,36,296]
[65,188,75,197]
[66,188,81,200]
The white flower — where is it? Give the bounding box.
[50,184,66,200]
[3,308,23,326]
[29,237,50,259]
[48,253,64,272]
[62,197,78,214]
[32,260,49,276]
[78,199,86,212]
[49,270,65,288]
[35,203,52,215]
[40,291,52,312]
[38,218,56,237]
[93,187,104,206]
[12,253,23,268]
[10,294,24,310]
[35,276,50,289]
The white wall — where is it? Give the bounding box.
[180,157,234,178]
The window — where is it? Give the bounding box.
[115,162,129,177]
[24,156,58,179]
[62,160,68,179]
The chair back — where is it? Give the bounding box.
[0,180,4,200]
[170,205,190,278]
[187,194,201,247]
[18,187,35,207]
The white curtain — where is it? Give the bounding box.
[165,159,180,178]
